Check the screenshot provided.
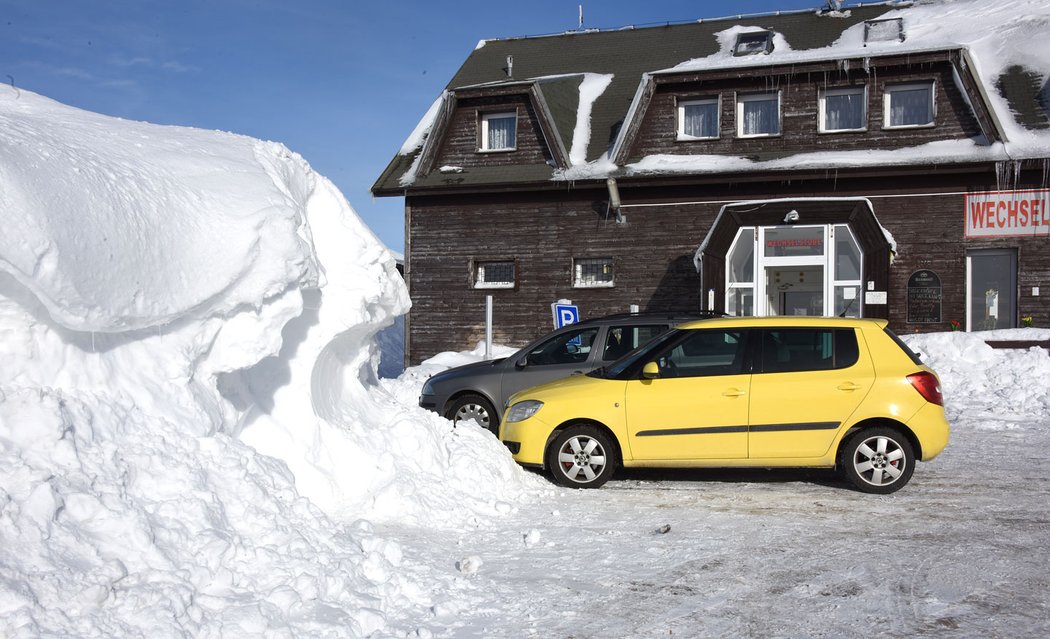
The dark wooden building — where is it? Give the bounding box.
[373,2,1050,365]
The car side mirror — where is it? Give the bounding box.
[515,357,528,369]
[642,361,660,379]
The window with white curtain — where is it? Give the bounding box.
[737,92,781,137]
[819,87,867,132]
[677,98,719,140]
[884,83,935,128]
[480,111,517,150]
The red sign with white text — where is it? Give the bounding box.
[965,189,1050,238]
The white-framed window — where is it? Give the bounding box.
[677,98,720,140]
[473,260,515,289]
[819,87,867,133]
[737,92,781,137]
[884,82,935,129]
[734,31,774,56]
[479,111,517,151]
[573,257,614,288]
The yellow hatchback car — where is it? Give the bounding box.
[500,317,948,494]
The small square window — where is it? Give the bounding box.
[480,111,517,151]
[734,31,774,56]
[864,18,904,44]
[573,257,614,288]
[884,83,935,128]
[474,260,515,289]
[819,87,867,132]
[737,92,781,137]
[677,98,719,140]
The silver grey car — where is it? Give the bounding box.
[419,313,702,433]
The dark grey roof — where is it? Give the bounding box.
[445,7,890,164]
[374,6,893,195]
[372,3,1047,196]
[997,65,1050,130]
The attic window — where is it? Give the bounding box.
[884,82,936,128]
[734,31,774,56]
[479,111,517,151]
[864,18,904,44]
[677,98,720,140]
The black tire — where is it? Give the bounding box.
[446,394,499,434]
[839,427,915,494]
[545,425,618,489]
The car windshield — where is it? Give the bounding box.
[594,329,685,380]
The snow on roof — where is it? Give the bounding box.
[560,0,1050,181]
[569,73,614,165]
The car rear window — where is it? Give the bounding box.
[883,327,924,365]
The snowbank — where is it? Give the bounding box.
[903,329,1050,425]
[0,89,537,636]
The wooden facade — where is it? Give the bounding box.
[375,8,1050,365]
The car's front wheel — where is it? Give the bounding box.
[546,425,618,489]
[839,427,915,494]
[446,394,499,434]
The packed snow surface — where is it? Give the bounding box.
[3,88,1049,637]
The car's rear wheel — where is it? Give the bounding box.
[446,394,498,434]
[546,425,618,489]
[839,427,915,494]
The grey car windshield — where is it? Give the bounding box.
[599,328,684,380]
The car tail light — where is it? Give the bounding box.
[907,372,943,406]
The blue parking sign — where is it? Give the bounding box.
[552,302,580,329]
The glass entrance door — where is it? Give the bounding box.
[725,224,863,317]
[967,249,1017,330]
[765,266,825,315]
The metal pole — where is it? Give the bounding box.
[485,295,493,359]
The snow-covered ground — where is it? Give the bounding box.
[3,89,1049,638]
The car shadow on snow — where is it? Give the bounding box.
[599,467,846,491]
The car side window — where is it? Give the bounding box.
[656,329,746,378]
[602,324,667,361]
[758,328,859,373]
[525,327,600,366]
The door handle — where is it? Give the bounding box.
[837,382,862,391]
[722,388,747,397]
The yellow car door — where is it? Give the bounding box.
[625,329,750,460]
[748,327,874,459]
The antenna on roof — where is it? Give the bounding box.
[578,4,584,30]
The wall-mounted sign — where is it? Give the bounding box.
[965,189,1050,238]
[763,226,825,257]
[907,269,942,323]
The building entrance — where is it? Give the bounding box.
[726,223,863,317]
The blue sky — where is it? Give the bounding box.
[1,0,822,253]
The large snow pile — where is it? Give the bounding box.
[904,328,1050,425]
[0,89,537,636]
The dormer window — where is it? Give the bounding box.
[819,87,867,133]
[734,31,774,56]
[864,18,904,45]
[480,111,517,151]
[677,98,720,140]
[884,83,935,128]
[737,92,781,137]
